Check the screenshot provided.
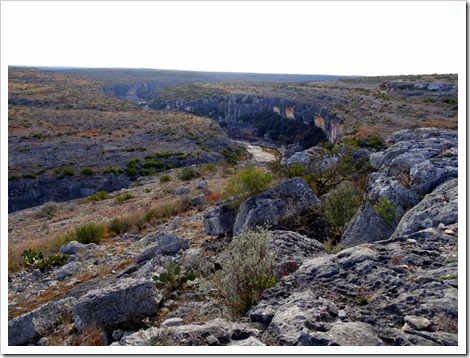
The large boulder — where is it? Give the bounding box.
[203,202,237,236]
[135,232,189,264]
[72,278,163,331]
[233,178,320,236]
[392,178,458,238]
[8,297,76,346]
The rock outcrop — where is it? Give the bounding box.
[341,128,457,247]
[149,94,343,142]
[233,177,320,236]
[72,278,163,331]
[8,297,77,346]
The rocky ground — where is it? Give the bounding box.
[7,128,460,351]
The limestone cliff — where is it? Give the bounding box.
[148,94,343,143]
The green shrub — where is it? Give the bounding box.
[218,228,276,316]
[142,160,164,169]
[108,217,131,235]
[203,163,217,172]
[159,173,172,183]
[320,182,362,250]
[179,167,199,181]
[62,168,75,176]
[81,167,94,176]
[284,163,306,178]
[102,167,120,174]
[125,167,138,176]
[87,190,109,201]
[73,222,106,244]
[22,173,38,179]
[373,196,402,228]
[141,168,156,176]
[39,201,58,219]
[128,157,141,167]
[223,164,274,207]
[114,192,135,204]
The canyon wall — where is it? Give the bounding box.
[148,94,343,142]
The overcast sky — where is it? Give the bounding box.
[1,1,465,76]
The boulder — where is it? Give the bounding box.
[285,146,338,171]
[158,232,189,255]
[135,232,189,264]
[72,278,163,331]
[410,156,458,195]
[174,186,190,195]
[203,202,237,236]
[8,297,76,346]
[60,241,87,255]
[269,231,326,278]
[233,178,319,236]
[340,204,393,247]
[392,178,458,238]
[56,262,81,281]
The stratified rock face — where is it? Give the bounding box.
[341,128,457,247]
[8,297,77,346]
[382,81,458,95]
[72,278,163,331]
[233,178,320,236]
[150,94,342,142]
[8,174,132,213]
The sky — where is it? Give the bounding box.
[1,1,466,76]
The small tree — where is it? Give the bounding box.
[373,196,402,228]
[320,182,362,249]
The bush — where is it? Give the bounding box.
[223,164,274,207]
[179,167,199,181]
[73,222,106,244]
[320,182,362,250]
[38,201,58,219]
[62,168,75,176]
[81,167,94,176]
[203,163,217,173]
[218,228,276,316]
[114,192,135,204]
[87,191,109,201]
[108,217,131,235]
[140,169,156,176]
[373,196,402,228]
[159,173,172,183]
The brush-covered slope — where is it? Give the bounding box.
[8,67,240,212]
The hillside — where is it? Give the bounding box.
[7,67,459,349]
[8,67,242,212]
